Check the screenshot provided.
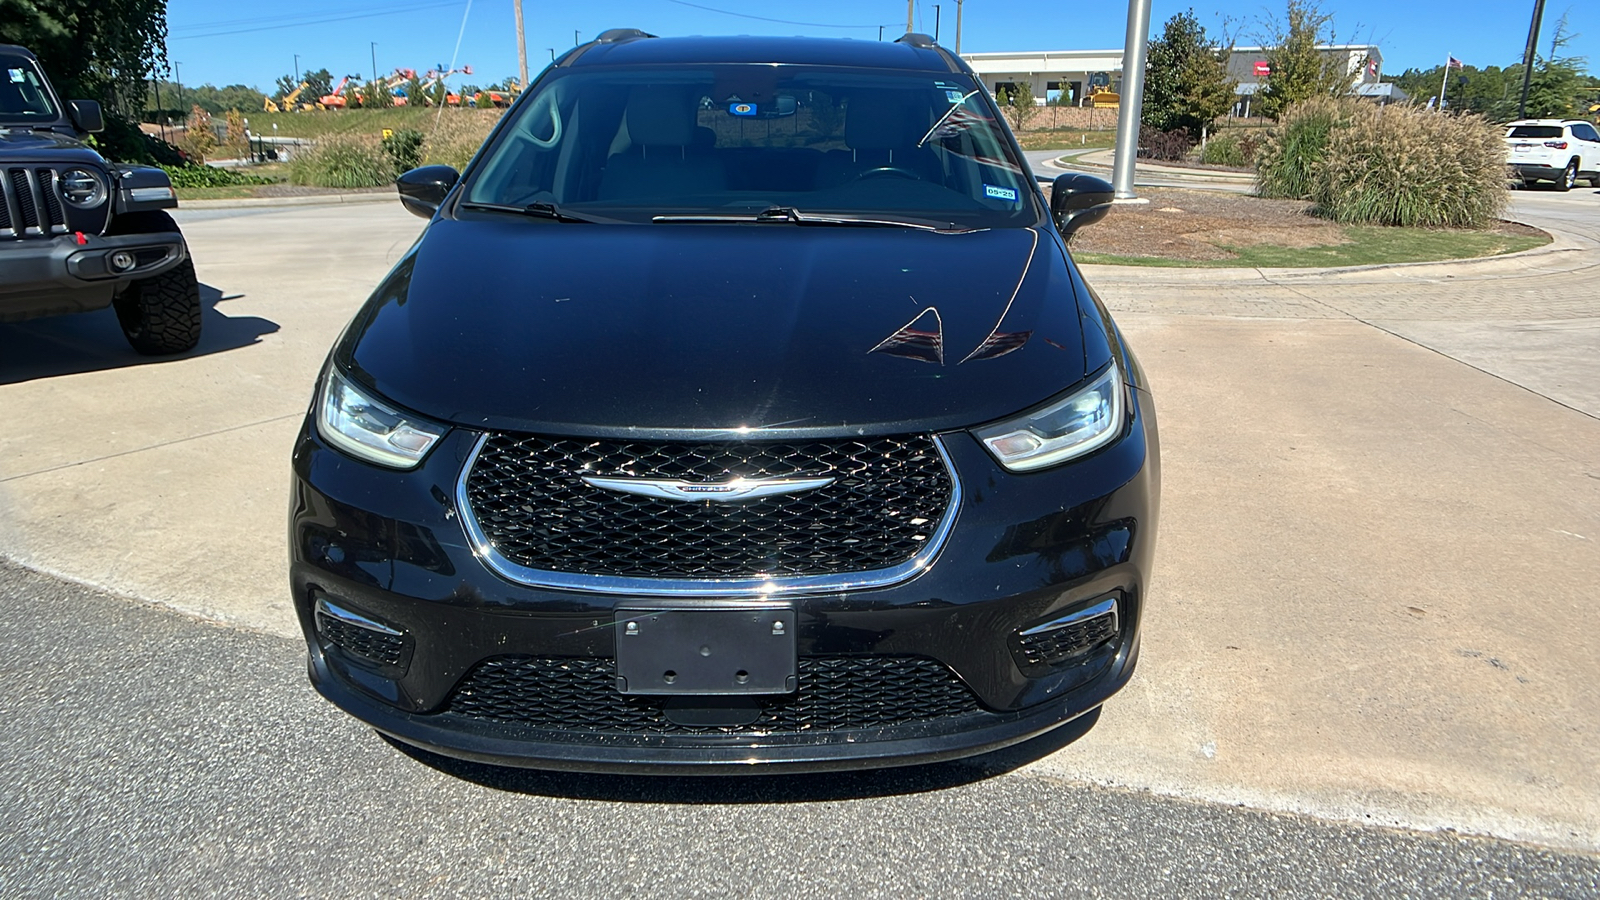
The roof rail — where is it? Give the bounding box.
[595,28,657,43]
[895,33,937,49]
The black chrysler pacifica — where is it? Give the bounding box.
[290,31,1159,772]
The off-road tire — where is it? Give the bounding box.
[113,255,202,355]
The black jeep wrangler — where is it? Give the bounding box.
[1,44,200,355]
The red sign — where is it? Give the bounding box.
[1253,61,1271,77]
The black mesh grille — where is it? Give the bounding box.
[464,434,954,579]
[446,656,984,735]
[316,610,406,667]
[1015,612,1117,668]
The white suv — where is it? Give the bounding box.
[1505,119,1600,191]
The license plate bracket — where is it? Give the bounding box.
[614,606,797,695]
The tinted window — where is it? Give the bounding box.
[1507,126,1564,139]
[466,65,1036,228]
[0,55,57,122]
[1572,123,1600,142]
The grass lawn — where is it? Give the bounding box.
[1017,129,1118,151]
[246,107,501,140]
[175,185,268,200]
[1074,225,1550,268]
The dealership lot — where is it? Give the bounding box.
[1,190,1597,856]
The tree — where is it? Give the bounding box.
[1523,14,1590,118]
[176,104,216,162]
[357,78,393,109]
[1255,0,1350,119]
[1143,10,1237,136]
[996,81,1038,132]
[0,0,169,118]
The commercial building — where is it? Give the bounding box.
[961,44,1388,116]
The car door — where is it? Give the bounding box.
[1571,123,1600,176]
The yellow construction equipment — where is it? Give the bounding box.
[263,81,320,113]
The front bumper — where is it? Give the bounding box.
[0,230,186,322]
[289,387,1159,772]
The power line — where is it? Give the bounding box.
[169,2,454,40]
[663,0,887,30]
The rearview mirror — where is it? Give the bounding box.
[1049,173,1114,240]
[68,100,104,134]
[397,165,460,218]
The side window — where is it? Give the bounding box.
[1573,123,1600,143]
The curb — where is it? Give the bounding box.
[178,191,395,210]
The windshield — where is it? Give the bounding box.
[0,55,58,122]
[465,65,1036,227]
[1506,125,1563,139]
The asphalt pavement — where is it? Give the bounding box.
[2,560,1596,898]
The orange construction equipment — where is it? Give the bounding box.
[320,76,354,109]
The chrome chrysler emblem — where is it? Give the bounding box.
[581,475,835,502]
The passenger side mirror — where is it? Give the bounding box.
[68,100,104,134]
[397,165,460,218]
[1049,173,1114,240]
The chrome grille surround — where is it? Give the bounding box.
[456,432,962,596]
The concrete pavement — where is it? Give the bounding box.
[1,193,1597,853]
[7,561,1599,898]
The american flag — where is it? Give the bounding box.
[1447,56,1464,69]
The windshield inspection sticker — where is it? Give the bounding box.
[945,89,965,104]
[7,68,24,83]
[984,184,1019,203]
[729,102,756,116]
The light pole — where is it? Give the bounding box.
[370,43,378,84]
[514,0,529,90]
[173,61,182,111]
[955,0,963,55]
[574,30,581,47]
[1110,0,1153,201]
[878,26,885,41]
[548,48,556,61]
[934,5,941,43]
[293,54,300,85]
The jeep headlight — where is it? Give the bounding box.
[59,168,107,208]
[316,368,447,469]
[974,360,1125,472]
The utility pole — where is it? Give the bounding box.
[1516,0,1546,119]
[294,54,300,85]
[879,26,884,41]
[514,0,529,89]
[370,43,378,84]
[955,0,963,54]
[906,0,914,34]
[548,48,556,61]
[574,30,581,47]
[934,5,941,42]
[173,61,182,111]
[1111,0,1153,201]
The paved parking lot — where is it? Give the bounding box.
[1,189,1597,858]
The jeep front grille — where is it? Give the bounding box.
[1,167,69,239]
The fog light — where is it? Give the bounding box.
[109,251,136,271]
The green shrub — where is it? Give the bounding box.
[1312,104,1507,228]
[160,165,275,188]
[1200,130,1262,167]
[1254,95,1355,199]
[289,134,393,188]
[382,128,424,173]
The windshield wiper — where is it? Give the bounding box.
[459,201,599,223]
[653,206,977,233]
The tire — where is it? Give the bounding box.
[1556,159,1577,192]
[112,255,202,355]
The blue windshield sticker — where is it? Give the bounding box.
[945,89,965,104]
[7,69,24,83]
[729,102,756,116]
[984,184,1019,203]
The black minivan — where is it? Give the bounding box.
[290,31,1159,772]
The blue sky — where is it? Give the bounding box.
[164,0,1598,91]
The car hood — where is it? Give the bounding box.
[338,216,1100,437]
[0,127,102,166]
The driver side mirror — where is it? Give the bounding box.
[68,100,104,134]
[1049,173,1114,240]
[397,165,460,218]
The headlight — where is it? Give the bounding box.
[59,168,107,208]
[316,368,447,469]
[973,360,1125,472]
